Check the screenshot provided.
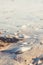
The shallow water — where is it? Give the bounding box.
[0,0,43,33]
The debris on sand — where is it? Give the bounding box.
[0,30,29,43]
[14,33,29,40]
[0,28,43,65]
[18,34,24,39]
[29,54,43,65]
[1,42,32,54]
[0,37,19,43]
[14,46,32,54]
[39,54,43,62]
[0,32,19,43]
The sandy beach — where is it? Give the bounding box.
[0,28,43,65]
[0,0,43,65]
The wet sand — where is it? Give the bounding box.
[0,42,43,65]
[0,30,43,65]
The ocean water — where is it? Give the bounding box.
[0,0,43,32]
